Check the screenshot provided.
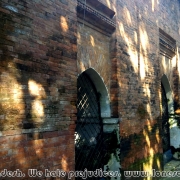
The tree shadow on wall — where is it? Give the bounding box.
[115,2,167,178]
[0,1,75,178]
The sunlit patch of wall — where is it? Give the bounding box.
[77,23,111,91]
[120,121,163,174]
[159,54,174,88]
[138,20,160,122]
[117,0,169,175]
[28,80,46,127]
[61,154,68,171]
[105,0,111,8]
[178,49,180,76]
[0,0,77,174]
[152,0,155,12]
[123,7,132,26]
[142,125,162,174]
[118,22,139,73]
[0,62,24,130]
[139,23,150,80]
[151,0,159,12]
[60,16,69,32]
[77,31,86,72]
[176,48,180,106]
[98,0,116,10]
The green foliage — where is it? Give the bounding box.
[127,153,163,171]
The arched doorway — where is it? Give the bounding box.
[75,68,120,179]
[161,74,174,164]
[75,71,105,172]
[161,82,170,153]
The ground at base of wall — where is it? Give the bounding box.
[121,153,163,180]
[160,160,180,180]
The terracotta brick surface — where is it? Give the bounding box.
[0,0,180,179]
[0,0,76,177]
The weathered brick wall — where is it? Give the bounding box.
[1,0,180,179]
[0,0,77,178]
[77,22,111,91]
[115,0,180,176]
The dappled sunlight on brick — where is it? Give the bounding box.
[139,25,150,80]
[118,22,129,44]
[118,22,139,73]
[28,80,46,124]
[140,27,150,53]
[129,47,139,73]
[156,158,161,169]
[146,103,152,119]
[77,32,81,43]
[0,0,180,177]
[140,53,146,80]
[60,16,69,32]
[28,80,40,96]
[78,61,86,72]
[33,139,44,148]
[123,7,132,26]
[143,159,153,179]
[0,64,24,130]
[32,100,44,118]
[172,54,176,68]
[105,0,111,8]
[134,31,138,44]
[162,56,167,72]
[77,23,111,91]
[149,148,154,156]
[177,48,180,76]
[142,148,154,178]
[61,154,68,171]
[159,87,162,112]
[152,0,155,12]
[35,148,44,158]
[0,0,77,176]
[156,129,160,144]
[28,80,46,98]
[143,129,151,147]
[145,83,151,98]
[90,35,95,47]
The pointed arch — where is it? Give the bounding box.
[76,68,120,175]
[161,74,174,164]
[80,68,111,118]
[161,75,180,152]
[161,74,174,114]
[75,68,112,172]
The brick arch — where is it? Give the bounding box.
[80,67,111,118]
[161,75,180,152]
[161,74,175,164]
[161,74,174,115]
[76,68,120,176]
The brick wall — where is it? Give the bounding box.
[1,0,180,179]
[0,0,77,178]
[115,0,180,176]
[77,22,111,91]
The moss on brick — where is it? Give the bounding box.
[121,153,163,180]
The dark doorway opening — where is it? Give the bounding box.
[161,83,170,153]
[75,72,106,179]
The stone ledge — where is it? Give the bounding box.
[103,124,119,133]
[77,0,116,33]
[103,118,119,124]
[84,0,115,18]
